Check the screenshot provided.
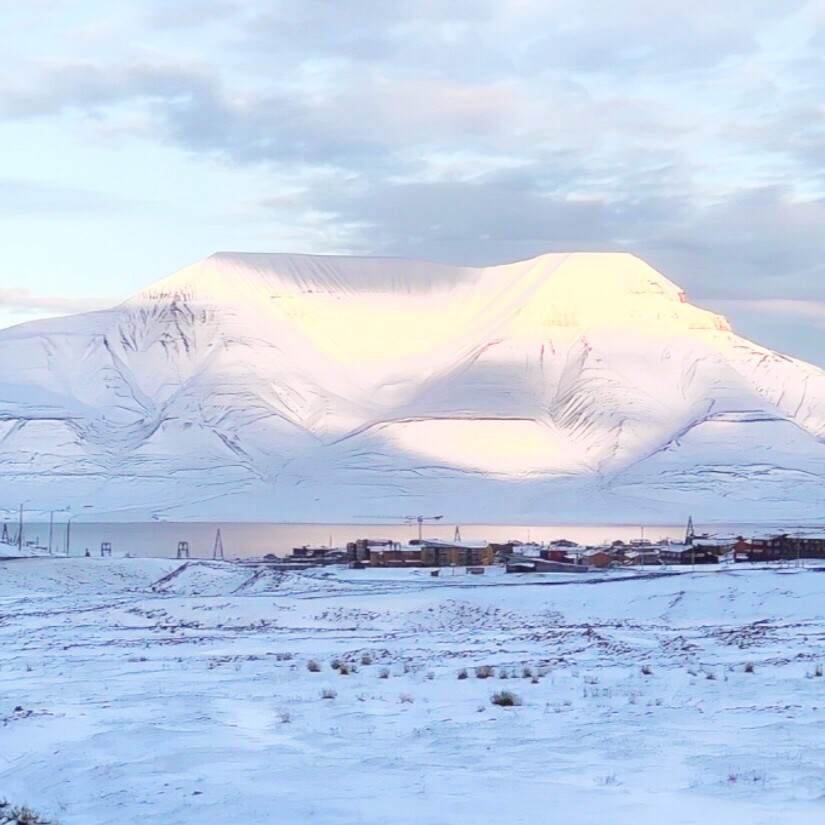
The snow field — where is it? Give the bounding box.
[1,559,824,823]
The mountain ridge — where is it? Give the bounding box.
[1,250,824,522]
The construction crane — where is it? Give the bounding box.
[404,514,444,542]
[353,513,444,542]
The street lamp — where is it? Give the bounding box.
[48,507,72,555]
[16,500,32,555]
[65,512,73,556]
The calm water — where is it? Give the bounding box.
[1,520,769,559]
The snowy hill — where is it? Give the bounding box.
[1,250,825,521]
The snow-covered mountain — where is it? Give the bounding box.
[2,250,825,522]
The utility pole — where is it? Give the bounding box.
[17,503,23,554]
[212,529,224,561]
[48,511,54,555]
[66,517,71,556]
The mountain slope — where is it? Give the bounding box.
[1,250,824,521]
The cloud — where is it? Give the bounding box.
[0,54,538,170]
[639,187,825,301]
[702,297,825,367]
[0,287,115,316]
[2,0,825,344]
[519,0,809,74]
[0,60,217,119]
[255,156,700,266]
[252,170,825,311]
[238,1,798,77]
[727,298,825,325]
[0,4,816,188]
[240,0,498,70]
[291,179,617,264]
[149,73,525,166]
[144,0,240,29]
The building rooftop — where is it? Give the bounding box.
[416,538,489,549]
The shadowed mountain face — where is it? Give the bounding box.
[1,250,825,522]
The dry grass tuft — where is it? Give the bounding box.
[491,690,522,707]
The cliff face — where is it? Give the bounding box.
[1,250,824,521]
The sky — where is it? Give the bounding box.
[1,0,825,365]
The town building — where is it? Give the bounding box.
[351,537,496,568]
[735,532,825,562]
[366,544,424,567]
[540,546,575,563]
[577,548,615,568]
[622,549,662,566]
[417,539,494,567]
[659,543,721,565]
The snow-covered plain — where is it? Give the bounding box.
[2,557,825,824]
[3,251,825,522]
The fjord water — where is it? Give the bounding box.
[9,520,767,559]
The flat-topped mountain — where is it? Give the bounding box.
[2,251,824,521]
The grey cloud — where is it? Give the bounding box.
[0,58,389,165]
[248,0,494,45]
[239,0,806,81]
[268,178,627,265]
[3,3,816,180]
[148,84,391,165]
[0,60,217,119]
[258,173,825,308]
[0,56,526,167]
[144,0,240,29]
[640,187,825,301]
[524,1,811,75]
[242,0,503,78]
[702,298,825,366]
[747,99,825,174]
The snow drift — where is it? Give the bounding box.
[2,250,825,521]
